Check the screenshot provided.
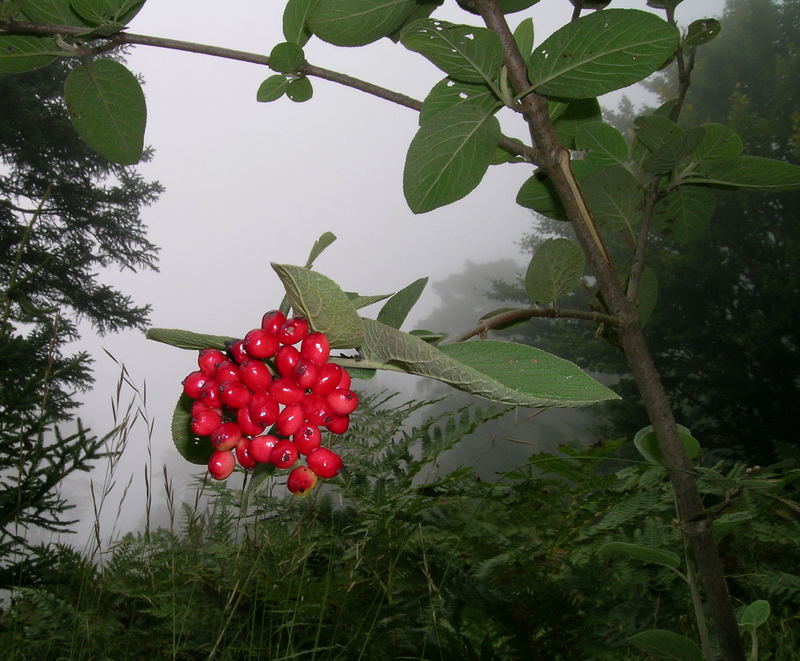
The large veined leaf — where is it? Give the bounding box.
[516,170,567,220]
[21,0,90,25]
[653,185,715,244]
[271,264,364,348]
[740,600,771,631]
[524,238,585,304]
[627,630,703,661]
[419,78,500,126]
[634,424,700,466]
[283,0,319,46]
[360,318,619,407]
[172,394,214,465]
[403,104,500,213]
[377,277,428,328]
[401,19,503,86]
[580,165,642,232]
[685,156,800,192]
[308,0,415,47]
[528,9,679,98]
[635,114,682,151]
[575,121,629,167]
[146,328,237,351]
[642,126,705,174]
[549,97,602,149]
[71,0,145,25]
[690,123,743,164]
[0,35,57,73]
[64,58,146,164]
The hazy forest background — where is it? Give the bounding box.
[1,0,799,658]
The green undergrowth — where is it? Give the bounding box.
[1,392,798,660]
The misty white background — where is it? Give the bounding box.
[53,0,724,547]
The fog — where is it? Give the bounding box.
[42,0,724,550]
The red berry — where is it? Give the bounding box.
[235,439,257,470]
[302,393,335,427]
[261,309,286,334]
[237,405,266,437]
[227,339,249,364]
[191,408,222,436]
[270,378,305,405]
[307,447,343,479]
[277,317,310,345]
[191,399,219,416]
[326,415,350,435]
[249,434,279,463]
[287,466,318,494]
[338,368,352,390]
[243,328,279,359]
[219,380,252,409]
[210,422,242,451]
[270,439,298,469]
[277,404,304,437]
[198,379,221,408]
[214,360,240,383]
[293,423,322,455]
[301,332,330,365]
[312,363,342,396]
[208,451,235,480]
[239,359,272,392]
[292,359,319,390]
[249,390,279,426]
[182,370,210,399]
[198,349,226,376]
[326,388,358,416]
[275,345,301,378]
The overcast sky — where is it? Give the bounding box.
[58,0,726,547]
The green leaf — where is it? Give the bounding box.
[684,18,721,47]
[740,600,770,630]
[516,170,567,221]
[360,318,619,406]
[712,511,752,540]
[409,329,447,344]
[524,238,584,304]
[653,185,715,244]
[403,104,500,213]
[308,0,415,47]
[146,328,236,351]
[686,156,800,192]
[497,0,540,13]
[0,35,57,73]
[346,292,393,309]
[512,17,534,59]
[635,266,658,326]
[491,138,526,165]
[634,424,701,466]
[599,542,681,569]
[287,76,313,102]
[171,394,214,465]
[64,58,146,164]
[401,19,503,85]
[256,75,289,102]
[690,123,743,164]
[628,630,703,661]
[528,9,679,98]
[70,0,144,25]
[635,114,682,151]
[419,78,500,126]
[642,126,705,174]
[386,0,442,42]
[269,42,305,73]
[576,121,629,167]
[304,231,337,268]
[271,264,363,348]
[580,165,642,232]
[376,277,428,329]
[283,0,319,46]
[549,97,602,149]
[22,0,89,25]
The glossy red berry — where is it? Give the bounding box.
[302,393,334,427]
[292,359,319,390]
[277,317,310,345]
[249,434,279,463]
[183,370,210,399]
[270,439,298,469]
[270,378,305,405]
[326,388,359,416]
[301,332,330,365]
[219,380,252,409]
[208,451,236,480]
[287,465,318,494]
[227,339,248,364]
[210,422,242,451]
[249,390,279,426]
[191,408,222,436]
[198,349,226,376]
[277,404,304,436]
[326,415,350,435]
[307,447,343,479]
[275,345,301,378]
[235,439,257,470]
[214,360,240,383]
[237,405,266,437]
[198,380,221,408]
[260,309,286,334]
[312,363,342,396]
[338,368,352,390]
[239,359,272,392]
[243,328,279,359]
[293,423,322,455]
[191,399,218,416]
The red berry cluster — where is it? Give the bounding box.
[181,310,357,494]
